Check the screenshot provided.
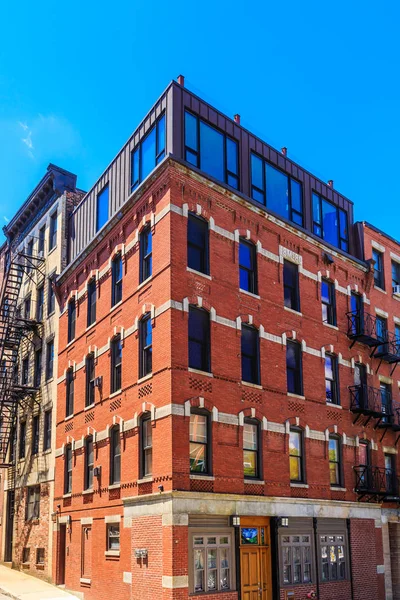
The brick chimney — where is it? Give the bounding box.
[281,147,287,156]
[234,114,240,124]
[177,75,185,87]
[328,180,334,188]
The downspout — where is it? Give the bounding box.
[346,518,355,600]
[312,518,320,600]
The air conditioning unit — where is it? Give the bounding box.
[94,376,102,388]
[393,285,400,296]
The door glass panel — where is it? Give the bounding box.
[241,527,258,545]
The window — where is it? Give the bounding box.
[36,285,44,322]
[358,440,371,489]
[27,240,33,273]
[111,336,122,393]
[139,314,152,378]
[190,410,210,474]
[96,184,109,232]
[19,421,26,459]
[243,419,260,479]
[320,534,346,581]
[321,279,336,325]
[283,260,300,312]
[392,260,400,289]
[385,453,396,494]
[185,111,238,189]
[49,211,58,250]
[68,300,76,342]
[22,356,29,386]
[241,325,260,384]
[36,548,45,565]
[34,348,42,388]
[281,534,312,585]
[46,340,54,380]
[22,548,30,563]
[43,410,52,451]
[188,307,210,372]
[251,154,303,225]
[349,292,363,336]
[239,239,257,294]
[110,426,121,485]
[85,355,95,407]
[376,315,388,353]
[24,295,31,319]
[329,436,341,487]
[47,279,55,315]
[65,445,72,494]
[110,254,123,307]
[140,413,152,478]
[380,382,392,424]
[107,524,120,551]
[84,436,94,490]
[188,213,209,274]
[38,226,45,256]
[286,341,303,396]
[32,415,39,455]
[373,248,385,289]
[191,533,232,593]
[26,486,40,520]
[87,279,96,326]
[289,428,304,482]
[139,227,152,283]
[66,368,74,416]
[312,193,348,251]
[325,354,339,405]
[131,115,165,191]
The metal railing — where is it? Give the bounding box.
[354,465,399,497]
[346,310,381,345]
[349,384,390,417]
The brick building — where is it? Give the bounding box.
[46,77,400,600]
[0,165,83,579]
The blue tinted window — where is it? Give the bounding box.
[188,214,209,274]
[141,127,156,183]
[313,192,349,251]
[156,115,165,163]
[322,199,338,247]
[188,307,210,372]
[241,325,259,384]
[200,122,224,182]
[132,149,139,190]
[266,164,289,219]
[185,112,197,152]
[239,239,257,294]
[226,138,238,189]
[96,185,109,232]
[251,154,264,203]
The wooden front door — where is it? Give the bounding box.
[57,524,66,585]
[240,517,272,600]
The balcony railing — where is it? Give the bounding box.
[374,330,400,364]
[354,465,399,500]
[349,384,390,419]
[391,401,400,431]
[347,310,381,347]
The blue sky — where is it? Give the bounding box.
[1,0,399,242]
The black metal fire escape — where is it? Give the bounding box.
[0,244,44,467]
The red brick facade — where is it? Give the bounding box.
[51,161,397,600]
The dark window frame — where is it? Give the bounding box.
[111,253,123,306]
[26,485,40,520]
[241,324,260,385]
[66,368,74,417]
[286,340,303,396]
[106,523,120,551]
[65,444,72,494]
[325,353,340,405]
[85,354,95,407]
[250,152,304,226]
[373,248,385,290]
[189,408,211,475]
[87,279,96,327]
[239,238,258,295]
[38,225,45,256]
[49,211,58,251]
[280,528,314,586]
[187,213,209,275]
[68,299,76,343]
[84,435,94,491]
[188,306,211,373]
[47,278,55,315]
[32,414,39,455]
[289,427,305,483]
[110,335,122,394]
[319,530,348,582]
[328,435,342,488]
[36,284,44,322]
[140,412,153,479]
[243,418,261,480]
[392,260,400,289]
[43,409,52,452]
[139,313,152,379]
[139,227,152,283]
[22,355,29,386]
[19,420,26,459]
[312,192,349,252]
[96,183,109,233]
[184,110,239,190]
[34,347,42,389]
[131,114,166,192]
[110,425,121,485]
[283,260,300,312]
[46,339,54,380]
[321,278,336,326]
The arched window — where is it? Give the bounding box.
[110,336,122,393]
[139,314,152,378]
[140,413,152,478]
[139,227,152,283]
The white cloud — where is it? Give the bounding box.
[3,216,9,223]
[17,114,80,161]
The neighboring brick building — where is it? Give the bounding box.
[0,165,83,580]
[51,77,400,600]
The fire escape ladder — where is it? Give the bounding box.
[0,247,44,466]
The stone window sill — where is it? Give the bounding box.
[187,267,212,280]
[108,483,121,490]
[109,390,122,399]
[80,578,91,585]
[137,276,153,291]
[137,477,153,485]
[188,368,213,378]
[242,380,262,389]
[82,488,94,495]
[64,415,74,422]
[110,300,123,313]
[138,373,152,385]
[84,403,95,411]
[85,322,97,333]
[239,288,260,299]
[63,493,72,499]
[244,479,264,485]
[105,550,120,558]
[287,393,305,400]
[330,487,346,492]
[190,474,214,481]
[284,306,302,316]
[326,402,342,410]
[323,322,339,331]
[374,286,387,294]
[290,482,309,489]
